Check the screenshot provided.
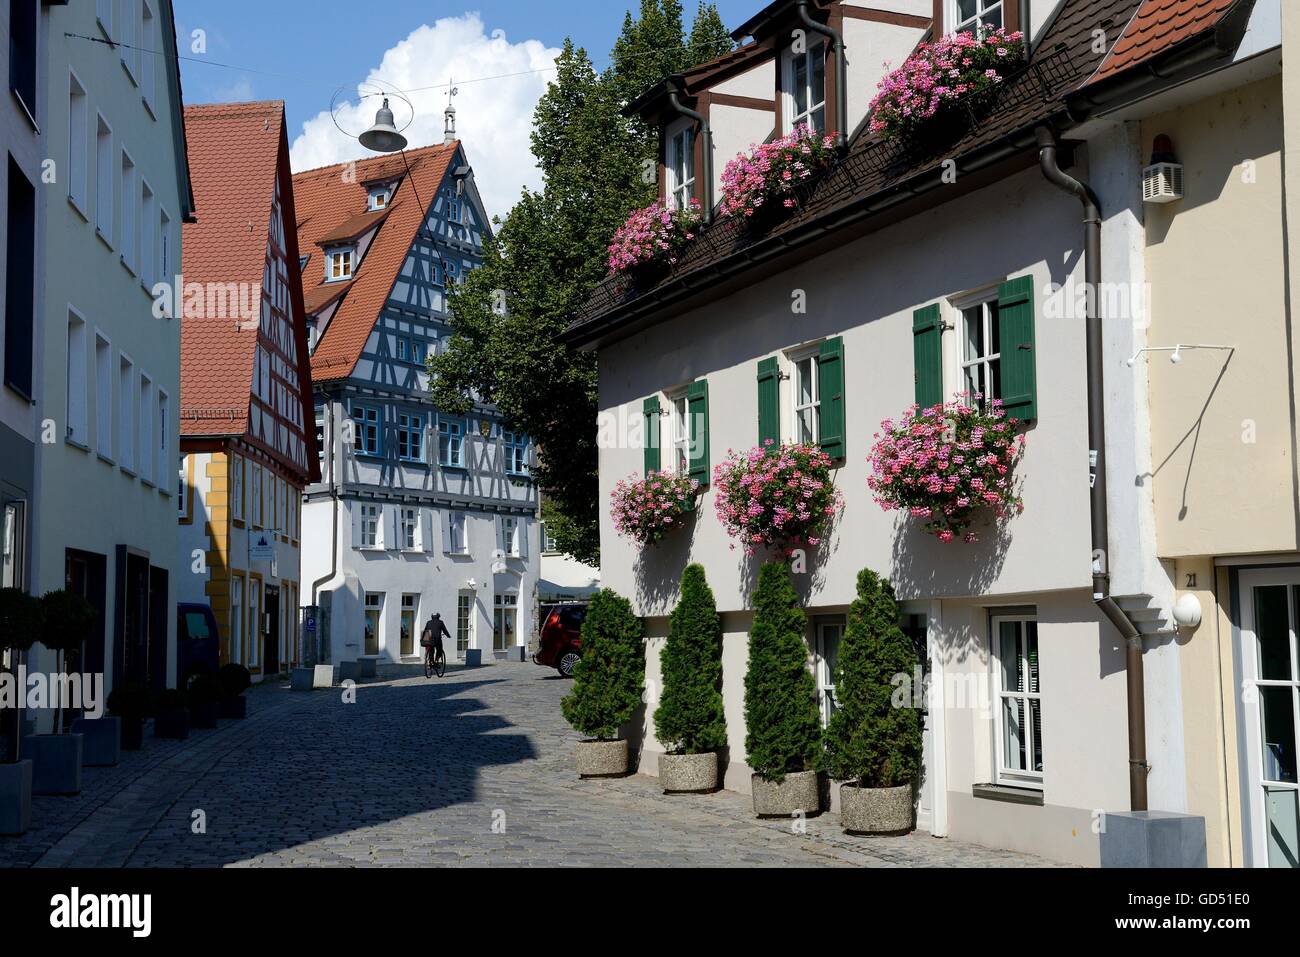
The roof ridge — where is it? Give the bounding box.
[185,99,285,113]
[291,140,457,179]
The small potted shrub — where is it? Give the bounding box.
[610,470,700,547]
[713,441,843,555]
[868,395,1025,542]
[153,688,190,740]
[560,589,645,777]
[822,569,923,834]
[106,683,152,751]
[22,590,95,795]
[720,124,838,229]
[217,663,252,719]
[0,588,41,833]
[608,199,703,288]
[653,564,726,793]
[187,673,221,729]
[743,562,822,816]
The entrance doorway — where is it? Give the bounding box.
[1239,569,1300,868]
[264,587,281,676]
[901,613,935,833]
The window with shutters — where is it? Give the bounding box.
[789,347,821,445]
[401,507,419,550]
[359,503,380,549]
[668,389,690,475]
[960,295,1002,408]
[992,615,1042,787]
[938,275,1036,421]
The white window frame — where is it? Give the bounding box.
[137,371,153,484]
[448,511,467,555]
[493,593,518,651]
[456,591,473,654]
[140,178,156,290]
[157,387,169,493]
[667,389,689,476]
[118,353,135,473]
[251,464,263,526]
[368,187,390,211]
[230,575,244,666]
[66,308,89,448]
[783,39,826,133]
[359,503,381,549]
[231,455,245,522]
[363,592,383,657]
[501,516,519,557]
[68,71,89,214]
[665,120,695,212]
[94,331,112,459]
[952,284,1003,408]
[178,456,189,518]
[991,614,1043,788]
[326,247,354,281]
[159,207,171,285]
[503,430,529,476]
[788,345,821,445]
[401,506,420,551]
[814,617,846,728]
[140,1,156,114]
[120,149,138,275]
[438,418,465,468]
[950,0,1004,35]
[95,114,113,243]
[119,0,139,83]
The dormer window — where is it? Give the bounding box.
[784,39,826,133]
[665,122,695,211]
[368,186,390,211]
[326,247,353,281]
[951,0,1003,34]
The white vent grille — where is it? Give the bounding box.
[1142,162,1184,204]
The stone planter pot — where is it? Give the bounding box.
[70,717,120,767]
[217,695,247,719]
[119,715,145,751]
[190,700,218,729]
[751,769,820,818]
[840,783,914,834]
[659,751,718,793]
[0,760,32,835]
[575,739,629,778]
[154,708,190,740]
[22,733,84,795]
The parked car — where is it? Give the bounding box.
[177,603,221,689]
[533,603,587,677]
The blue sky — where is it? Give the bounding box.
[173,2,757,218]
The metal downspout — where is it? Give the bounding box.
[796,0,847,148]
[310,397,340,662]
[666,89,714,223]
[1035,126,1149,811]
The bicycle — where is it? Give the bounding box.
[424,643,446,679]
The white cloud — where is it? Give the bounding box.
[289,13,559,222]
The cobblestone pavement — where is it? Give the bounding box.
[1,664,1059,867]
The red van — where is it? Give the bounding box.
[532,603,587,677]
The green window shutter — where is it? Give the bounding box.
[642,395,661,474]
[997,275,1037,422]
[818,336,845,460]
[687,379,710,488]
[757,357,780,446]
[912,303,943,409]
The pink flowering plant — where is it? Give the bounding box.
[867,396,1026,543]
[607,200,703,277]
[719,124,839,221]
[867,28,1025,142]
[610,470,701,547]
[712,442,844,555]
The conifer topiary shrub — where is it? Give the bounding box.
[822,569,923,788]
[561,589,645,742]
[654,564,726,755]
[743,562,821,782]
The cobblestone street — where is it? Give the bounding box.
[1,664,1057,867]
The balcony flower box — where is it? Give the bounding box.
[867,396,1025,542]
[868,28,1025,148]
[610,471,701,548]
[608,200,703,289]
[720,124,838,230]
[712,441,843,555]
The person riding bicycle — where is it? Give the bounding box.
[420,612,451,660]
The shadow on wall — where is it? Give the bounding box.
[632,512,701,613]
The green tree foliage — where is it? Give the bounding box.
[561,589,645,740]
[430,3,734,566]
[654,564,726,754]
[687,2,735,69]
[0,588,42,653]
[743,562,821,781]
[821,569,924,788]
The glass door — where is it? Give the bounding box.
[1240,571,1300,868]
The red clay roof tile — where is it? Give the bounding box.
[1090,0,1238,83]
